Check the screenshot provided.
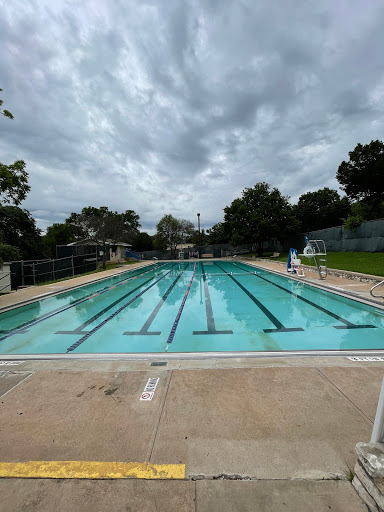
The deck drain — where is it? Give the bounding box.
[150,362,167,366]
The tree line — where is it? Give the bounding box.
[1,86,383,263]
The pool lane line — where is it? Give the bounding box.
[214,262,304,333]
[123,264,189,335]
[0,461,185,480]
[0,263,164,335]
[56,277,156,335]
[232,261,376,330]
[0,263,168,342]
[193,262,233,335]
[66,266,177,352]
[166,262,197,346]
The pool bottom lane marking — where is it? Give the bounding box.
[0,461,185,480]
[214,262,304,333]
[193,262,233,335]
[124,264,188,336]
[233,262,376,330]
[0,262,168,342]
[166,262,197,345]
[66,266,176,352]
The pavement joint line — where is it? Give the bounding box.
[148,370,173,462]
[0,461,185,480]
[315,366,374,424]
[0,372,33,398]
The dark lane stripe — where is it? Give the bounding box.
[214,262,303,333]
[0,263,167,342]
[56,277,155,334]
[124,264,188,335]
[193,262,233,335]
[66,266,176,352]
[166,262,197,345]
[233,262,376,330]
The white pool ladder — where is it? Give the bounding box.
[301,238,328,280]
[370,280,384,299]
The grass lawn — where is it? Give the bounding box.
[243,252,384,278]
[37,260,139,286]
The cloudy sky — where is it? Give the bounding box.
[1,0,383,234]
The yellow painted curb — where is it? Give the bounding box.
[0,461,185,480]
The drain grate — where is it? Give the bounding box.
[150,362,167,366]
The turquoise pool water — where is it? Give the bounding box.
[1,261,384,354]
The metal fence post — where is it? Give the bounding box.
[71,255,74,276]
[371,377,384,443]
[52,260,55,281]
[32,263,36,285]
[21,261,24,287]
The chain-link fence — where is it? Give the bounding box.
[10,252,98,290]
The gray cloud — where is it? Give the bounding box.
[1,0,383,233]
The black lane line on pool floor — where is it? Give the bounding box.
[66,266,177,352]
[193,262,233,335]
[0,263,167,340]
[123,264,189,335]
[214,262,304,334]
[166,262,197,346]
[232,262,376,330]
[56,277,155,335]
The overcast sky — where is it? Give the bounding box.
[1,0,383,234]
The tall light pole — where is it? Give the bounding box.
[197,213,201,246]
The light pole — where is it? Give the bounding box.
[197,213,201,246]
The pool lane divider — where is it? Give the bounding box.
[66,265,177,352]
[124,263,189,335]
[0,263,168,342]
[166,262,197,346]
[0,461,185,480]
[0,263,164,336]
[232,261,376,330]
[193,262,233,335]
[214,262,304,333]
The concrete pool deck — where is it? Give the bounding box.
[1,259,384,510]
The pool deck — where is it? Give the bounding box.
[1,259,384,511]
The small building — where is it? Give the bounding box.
[66,240,132,263]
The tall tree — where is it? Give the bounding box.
[206,222,228,244]
[156,215,194,258]
[294,188,350,232]
[224,182,298,256]
[336,140,384,205]
[0,88,30,205]
[67,206,141,269]
[43,223,75,259]
[0,205,46,260]
[134,232,154,251]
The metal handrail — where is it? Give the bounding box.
[370,280,384,299]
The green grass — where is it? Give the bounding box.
[243,252,384,277]
[37,260,139,286]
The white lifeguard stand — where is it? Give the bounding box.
[299,237,327,280]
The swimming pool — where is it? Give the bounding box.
[1,260,384,356]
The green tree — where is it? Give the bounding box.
[43,223,75,259]
[156,215,194,258]
[0,243,20,264]
[294,188,350,232]
[336,140,384,205]
[206,222,228,244]
[0,205,46,260]
[134,232,154,251]
[224,182,298,256]
[67,206,141,269]
[0,88,30,205]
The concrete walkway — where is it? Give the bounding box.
[1,259,383,510]
[0,356,382,510]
